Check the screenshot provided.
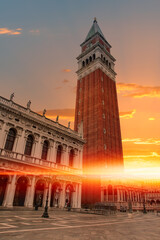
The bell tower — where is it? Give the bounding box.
[74,19,123,205]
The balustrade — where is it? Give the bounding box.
[0,148,82,175]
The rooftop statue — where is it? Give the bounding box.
[27,100,31,109]
[56,115,59,122]
[43,109,46,116]
[10,93,14,101]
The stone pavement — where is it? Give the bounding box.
[0,209,160,240]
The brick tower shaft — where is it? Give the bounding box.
[74,19,123,205]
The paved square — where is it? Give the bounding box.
[0,209,160,240]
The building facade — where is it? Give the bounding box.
[74,19,123,205]
[0,95,84,208]
[101,177,160,212]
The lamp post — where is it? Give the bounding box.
[128,199,133,213]
[143,199,147,214]
[42,181,50,218]
[143,192,147,214]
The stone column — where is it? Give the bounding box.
[72,184,78,208]
[121,190,123,202]
[59,182,66,208]
[138,192,140,202]
[65,146,69,166]
[53,142,58,163]
[113,186,114,202]
[3,175,17,207]
[43,186,48,207]
[117,189,120,202]
[101,189,104,202]
[25,176,36,207]
[77,184,82,208]
[0,122,7,149]
[47,183,52,207]
[48,140,55,162]
[33,135,41,159]
[24,181,31,207]
[15,128,25,153]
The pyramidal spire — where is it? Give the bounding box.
[85,18,105,41]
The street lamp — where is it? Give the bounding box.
[142,191,147,214]
[143,198,147,214]
[128,199,133,213]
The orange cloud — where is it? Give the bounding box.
[122,138,141,143]
[122,138,160,145]
[0,28,22,35]
[117,82,160,98]
[124,151,160,170]
[63,69,71,72]
[148,117,155,121]
[38,108,75,121]
[124,152,160,159]
[119,109,136,119]
[134,139,160,146]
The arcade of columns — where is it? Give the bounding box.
[1,174,82,208]
[0,95,84,208]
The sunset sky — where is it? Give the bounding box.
[1,0,160,172]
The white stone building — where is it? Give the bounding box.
[0,95,84,208]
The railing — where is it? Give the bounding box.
[0,148,82,175]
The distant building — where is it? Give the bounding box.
[101,177,160,212]
[0,95,84,208]
[74,19,123,205]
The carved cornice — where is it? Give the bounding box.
[0,96,85,146]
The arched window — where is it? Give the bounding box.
[108,185,113,195]
[82,61,85,67]
[93,53,96,60]
[56,145,62,164]
[114,188,117,195]
[101,54,103,59]
[109,62,111,68]
[103,57,106,62]
[106,60,108,66]
[89,56,92,62]
[69,149,74,167]
[24,135,33,156]
[86,59,89,65]
[41,140,49,160]
[4,128,16,151]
